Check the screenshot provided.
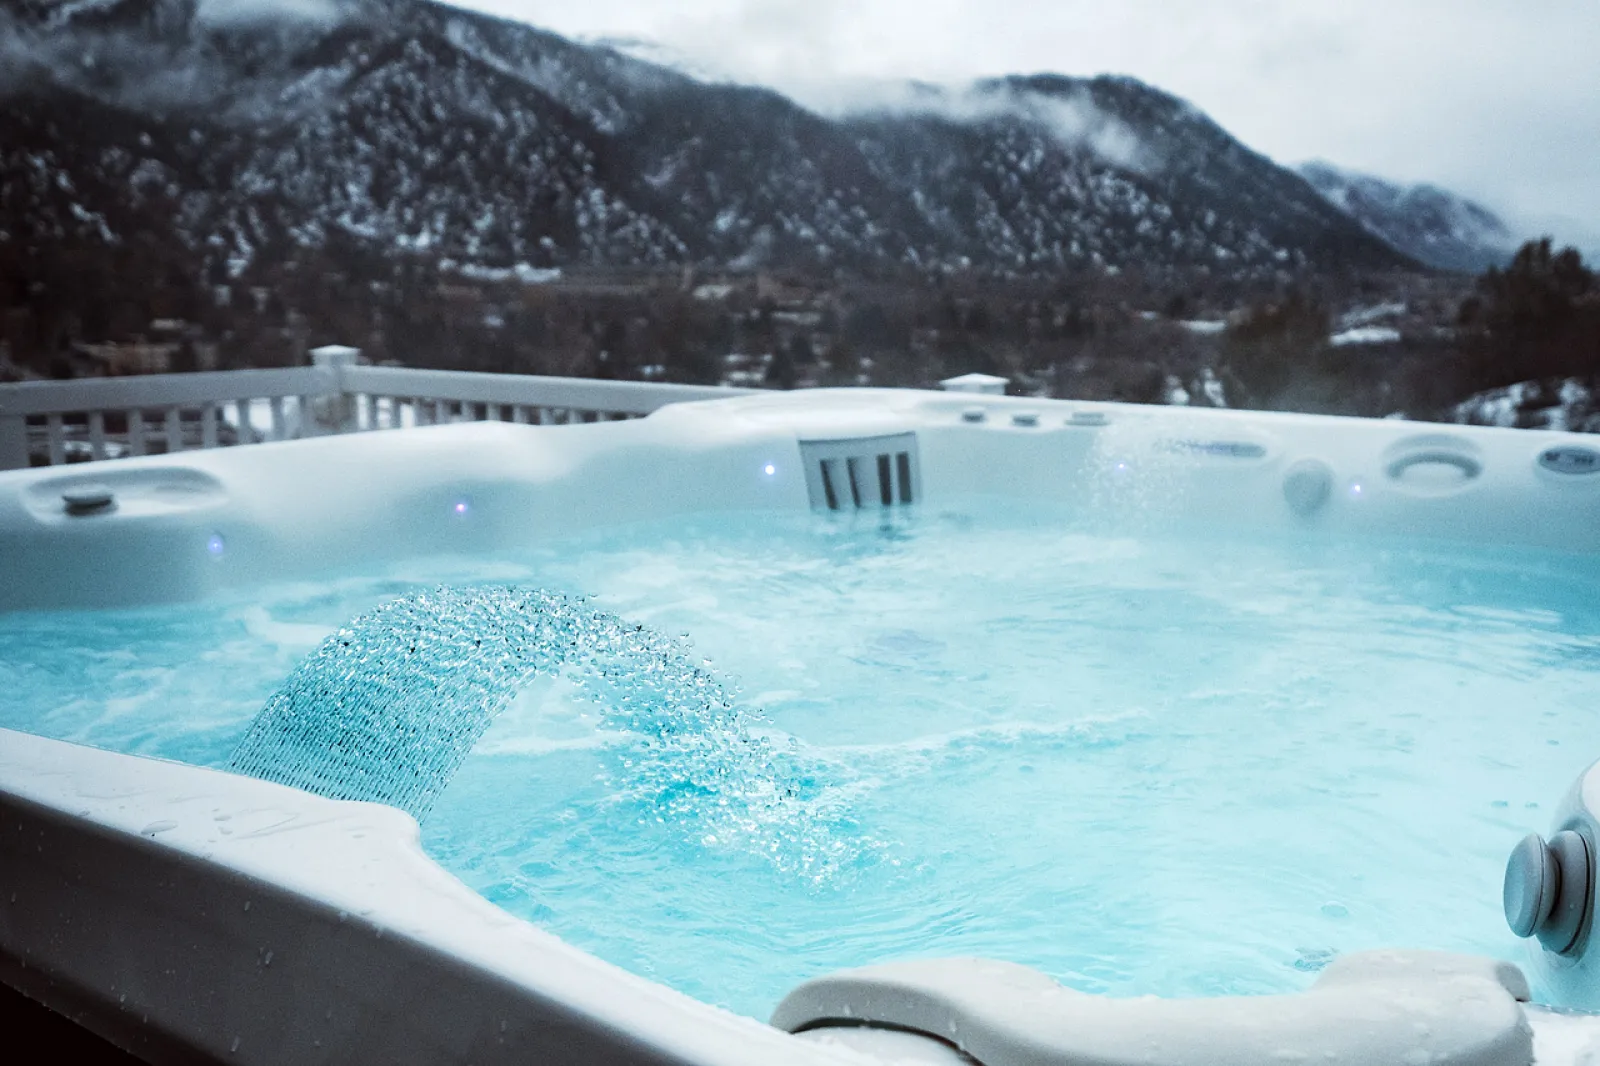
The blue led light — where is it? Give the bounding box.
[763,464,777,477]
[206,533,226,557]
[1349,481,1365,498]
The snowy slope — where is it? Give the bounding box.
[0,0,1410,279]
[1298,161,1515,273]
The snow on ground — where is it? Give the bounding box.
[1338,302,1407,330]
[226,395,421,442]
[1330,326,1402,347]
[445,262,563,285]
[1453,378,1598,432]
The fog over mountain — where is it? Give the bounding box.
[1297,162,1516,274]
[460,0,1600,252]
[0,0,1414,282]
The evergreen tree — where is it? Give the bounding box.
[1462,238,1598,385]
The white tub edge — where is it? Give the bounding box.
[0,728,855,1065]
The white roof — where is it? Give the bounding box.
[940,373,1009,395]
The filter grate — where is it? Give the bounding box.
[799,433,920,512]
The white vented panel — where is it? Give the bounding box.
[799,433,920,511]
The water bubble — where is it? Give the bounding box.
[1292,947,1338,973]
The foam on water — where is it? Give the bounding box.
[5,501,1600,1018]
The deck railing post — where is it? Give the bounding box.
[308,345,361,437]
[0,411,27,470]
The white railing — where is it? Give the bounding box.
[0,347,757,470]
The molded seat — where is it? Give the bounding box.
[771,949,1532,1066]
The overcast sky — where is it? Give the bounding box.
[450,0,1600,250]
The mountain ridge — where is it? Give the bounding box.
[1,0,1416,283]
[1297,161,1515,273]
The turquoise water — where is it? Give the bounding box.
[4,501,1600,1017]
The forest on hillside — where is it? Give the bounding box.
[0,226,1595,429]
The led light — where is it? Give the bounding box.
[453,500,470,516]
[1349,481,1365,498]
[206,533,226,557]
[763,464,777,477]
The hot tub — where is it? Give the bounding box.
[4,387,1600,1065]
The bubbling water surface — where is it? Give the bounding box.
[3,501,1600,1018]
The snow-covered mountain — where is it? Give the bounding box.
[1298,161,1515,273]
[0,0,1410,281]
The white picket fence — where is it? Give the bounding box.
[0,347,757,470]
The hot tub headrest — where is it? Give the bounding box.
[771,949,1532,1066]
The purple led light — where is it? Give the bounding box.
[453,500,470,516]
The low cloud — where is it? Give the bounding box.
[0,0,356,109]
[454,0,1600,240]
[195,0,346,27]
[1017,93,1152,173]
[803,78,1156,174]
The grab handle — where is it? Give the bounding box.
[1386,450,1482,482]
